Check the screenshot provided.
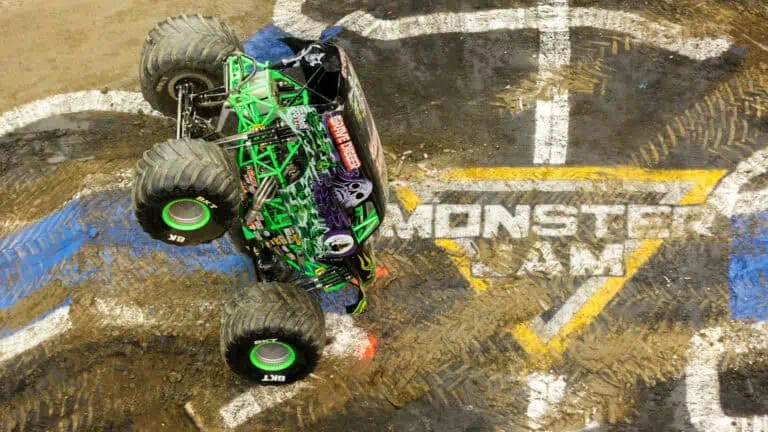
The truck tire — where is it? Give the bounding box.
[139,14,241,118]
[132,138,240,246]
[220,282,325,384]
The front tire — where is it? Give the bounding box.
[220,282,326,384]
[132,138,241,246]
[139,14,241,117]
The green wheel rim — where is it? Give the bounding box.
[249,341,296,372]
[161,199,211,231]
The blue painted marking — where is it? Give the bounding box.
[0,190,255,313]
[729,211,768,321]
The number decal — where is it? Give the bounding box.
[168,234,186,243]
[262,374,286,382]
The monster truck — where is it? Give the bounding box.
[131,15,387,384]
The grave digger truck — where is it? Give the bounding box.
[131,15,387,384]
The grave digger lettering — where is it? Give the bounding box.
[381,203,714,276]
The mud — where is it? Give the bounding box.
[0,279,69,334]
[3,0,768,431]
[0,112,173,237]
[1,334,227,431]
[233,275,543,431]
[0,247,249,431]
[558,324,694,426]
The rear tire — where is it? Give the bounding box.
[132,138,241,246]
[220,282,325,384]
[139,14,241,118]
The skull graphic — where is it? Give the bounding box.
[332,178,373,208]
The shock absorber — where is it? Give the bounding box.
[245,176,277,224]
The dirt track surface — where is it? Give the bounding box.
[3,1,768,431]
[0,0,274,113]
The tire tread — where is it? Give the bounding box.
[132,138,240,245]
[220,282,326,376]
[139,14,241,116]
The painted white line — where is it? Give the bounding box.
[95,298,156,327]
[274,0,731,59]
[323,312,372,358]
[0,304,72,363]
[220,382,307,429]
[0,90,159,136]
[534,92,570,164]
[216,312,370,429]
[576,420,603,431]
[570,8,732,61]
[2,298,370,368]
[708,147,768,217]
[338,9,538,39]
[534,0,570,165]
[274,0,730,166]
[540,276,607,340]
[537,240,640,341]
[392,179,693,205]
[0,168,136,237]
[72,168,135,201]
[0,298,221,364]
[526,372,567,430]
[685,323,768,432]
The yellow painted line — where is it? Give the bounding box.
[442,166,727,185]
[507,168,726,359]
[510,322,551,357]
[545,239,664,356]
[393,167,727,362]
[678,169,726,205]
[393,185,421,213]
[434,239,490,293]
[393,185,490,293]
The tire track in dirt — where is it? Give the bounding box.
[0,112,172,237]
[0,242,248,431]
[642,0,768,61]
[628,64,768,169]
[493,31,634,117]
[230,262,549,431]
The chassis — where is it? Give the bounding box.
[131,15,387,383]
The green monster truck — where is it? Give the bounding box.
[132,15,387,384]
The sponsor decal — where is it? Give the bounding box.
[340,57,385,179]
[261,374,287,382]
[338,47,349,79]
[326,113,361,170]
[195,196,218,209]
[323,230,357,257]
[242,165,258,195]
[286,106,311,131]
[367,119,385,180]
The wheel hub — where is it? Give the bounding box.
[167,200,205,224]
[168,73,215,100]
[162,199,211,231]
[250,341,296,371]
